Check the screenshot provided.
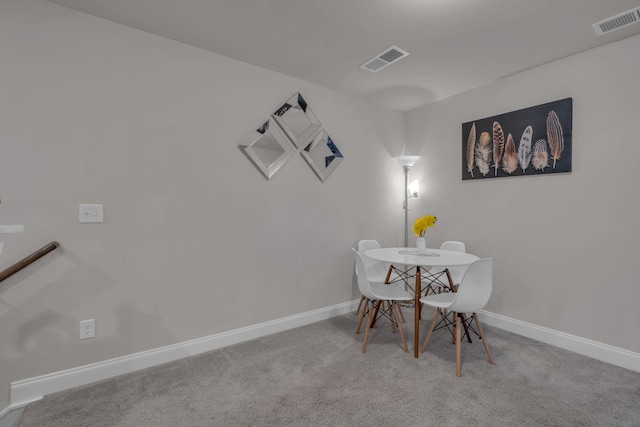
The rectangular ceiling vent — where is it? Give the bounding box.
[359,46,409,72]
[592,7,640,36]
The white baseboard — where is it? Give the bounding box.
[0,406,24,427]
[479,310,640,373]
[7,303,639,415]
[9,300,358,408]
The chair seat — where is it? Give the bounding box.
[370,283,414,301]
[419,292,455,308]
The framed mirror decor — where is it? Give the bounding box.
[301,129,344,182]
[239,118,294,180]
[271,93,321,148]
[239,92,344,181]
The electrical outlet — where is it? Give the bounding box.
[80,319,95,339]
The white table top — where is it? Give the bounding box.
[364,247,479,267]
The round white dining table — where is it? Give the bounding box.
[364,247,479,358]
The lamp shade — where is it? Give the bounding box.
[408,179,420,196]
[394,155,420,168]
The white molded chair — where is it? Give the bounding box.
[355,240,392,315]
[419,258,495,376]
[354,249,413,353]
[357,240,391,282]
[422,240,467,295]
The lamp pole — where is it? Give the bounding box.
[402,165,410,248]
[394,155,420,248]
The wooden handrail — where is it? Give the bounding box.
[0,241,60,283]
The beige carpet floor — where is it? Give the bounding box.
[17,308,640,426]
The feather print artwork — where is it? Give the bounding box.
[492,121,504,176]
[461,98,571,180]
[517,125,533,172]
[547,110,564,168]
[532,139,549,170]
[502,133,518,174]
[475,132,492,176]
[466,123,476,177]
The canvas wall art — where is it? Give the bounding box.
[462,98,572,180]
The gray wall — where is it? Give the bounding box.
[405,34,640,353]
[2,0,639,412]
[0,0,407,409]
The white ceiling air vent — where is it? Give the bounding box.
[592,7,640,36]
[359,46,409,72]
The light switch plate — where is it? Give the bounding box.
[79,204,104,223]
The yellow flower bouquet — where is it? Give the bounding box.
[412,214,437,238]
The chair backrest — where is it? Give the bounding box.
[431,241,467,285]
[449,258,493,314]
[356,240,389,283]
[440,240,466,253]
[353,249,378,301]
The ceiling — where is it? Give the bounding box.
[45,0,640,111]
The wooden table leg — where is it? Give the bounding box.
[414,266,421,358]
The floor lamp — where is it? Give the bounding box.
[394,155,420,247]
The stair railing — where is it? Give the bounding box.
[0,241,60,283]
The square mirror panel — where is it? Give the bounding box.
[272,93,321,148]
[301,129,343,181]
[239,119,294,180]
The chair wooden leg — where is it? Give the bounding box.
[383,265,405,324]
[455,311,462,377]
[420,307,441,353]
[385,301,397,333]
[397,305,405,323]
[473,313,495,365]
[384,265,394,283]
[355,295,365,315]
[461,313,473,343]
[370,299,382,328]
[362,300,381,353]
[355,299,369,333]
[451,312,456,344]
[445,268,455,292]
[392,302,409,352]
